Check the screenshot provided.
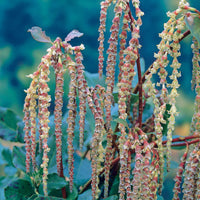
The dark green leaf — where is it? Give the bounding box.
[0,107,23,142]
[2,148,13,166]
[157,195,164,200]
[12,146,26,172]
[109,175,119,196]
[74,157,92,187]
[113,118,128,128]
[112,92,138,104]
[104,195,118,200]
[28,195,64,200]
[111,121,117,132]
[0,176,17,200]
[84,71,106,88]
[47,173,67,193]
[0,107,21,130]
[77,189,92,200]
[48,182,78,200]
[28,27,52,43]
[0,122,17,141]
[4,179,35,200]
[161,104,171,136]
[185,14,200,44]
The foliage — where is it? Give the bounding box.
[0,0,200,200]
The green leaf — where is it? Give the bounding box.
[185,14,200,44]
[0,176,17,200]
[4,179,35,200]
[28,195,64,200]
[2,148,13,166]
[161,104,171,136]
[12,146,26,172]
[77,189,92,200]
[74,157,92,187]
[47,173,67,193]
[104,195,118,200]
[84,71,106,88]
[28,27,52,43]
[0,107,21,130]
[0,107,23,142]
[48,182,78,200]
[112,92,138,104]
[113,118,128,128]
[109,175,119,196]
[157,195,164,200]
[111,120,117,132]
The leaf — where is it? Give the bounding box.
[113,92,138,104]
[113,118,128,128]
[28,27,52,43]
[161,104,171,136]
[157,195,164,200]
[0,176,17,200]
[65,30,83,42]
[109,175,119,196]
[28,195,64,200]
[48,182,78,200]
[4,179,35,200]
[104,195,118,200]
[0,107,23,142]
[0,107,21,130]
[12,146,26,172]
[74,157,92,187]
[77,189,92,200]
[47,173,67,193]
[2,148,13,166]
[185,14,200,44]
[84,71,106,88]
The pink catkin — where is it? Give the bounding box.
[67,59,77,192]
[74,48,86,149]
[23,109,31,173]
[98,0,113,78]
[38,56,51,196]
[54,58,64,176]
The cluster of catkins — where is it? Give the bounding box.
[23,0,200,199]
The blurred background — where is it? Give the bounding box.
[0,0,199,121]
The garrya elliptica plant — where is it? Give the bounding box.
[21,0,200,199]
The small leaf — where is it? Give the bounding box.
[4,179,35,200]
[113,118,129,128]
[185,14,200,44]
[28,27,52,43]
[12,146,26,172]
[65,30,83,42]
